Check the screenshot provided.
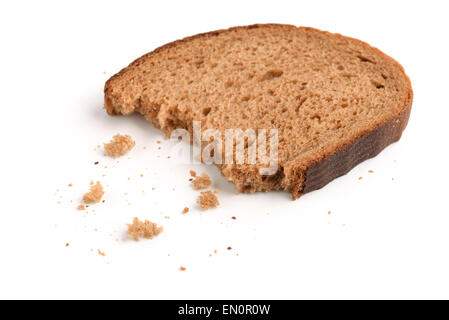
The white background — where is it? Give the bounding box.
[0,0,448,300]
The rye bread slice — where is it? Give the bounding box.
[104,24,413,199]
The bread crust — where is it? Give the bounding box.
[295,95,412,199]
[104,24,413,200]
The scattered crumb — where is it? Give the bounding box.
[156,140,161,144]
[368,170,374,173]
[192,173,211,190]
[180,266,186,271]
[65,243,70,247]
[94,161,99,165]
[358,177,363,180]
[227,246,232,250]
[77,204,85,211]
[328,211,331,215]
[197,191,219,210]
[182,207,189,214]
[90,180,94,185]
[97,249,105,256]
[128,177,131,180]
[104,134,135,157]
[231,216,236,220]
[164,216,170,219]
[127,217,163,241]
[83,181,104,204]
[140,174,144,177]
[167,156,171,159]
[190,170,197,177]
[214,250,217,254]
[68,183,72,187]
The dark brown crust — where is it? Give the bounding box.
[293,98,412,199]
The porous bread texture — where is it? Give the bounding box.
[198,191,219,210]
[192,173,212,190]
[83,181,104,204]
[127,217,163,241]
[104,24,413,199]
[104,134,135,157]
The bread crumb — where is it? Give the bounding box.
[328,211,331,215]
[127,217,163,241]
[97,249,105,256]
[227,246,232,250]
[104,134,135,157]
[65,243,70,247]
[368,170,374,173]
[192,173,211,190]
[180,266,186,271]
[189,170,197,177]
[182,207,189,214]
[198,191,219,210]
[358,177,363,180]
[77,204,85,210]
[68,183,72,187]
[83,181,104,204]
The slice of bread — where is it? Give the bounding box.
[104,24,413,199]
